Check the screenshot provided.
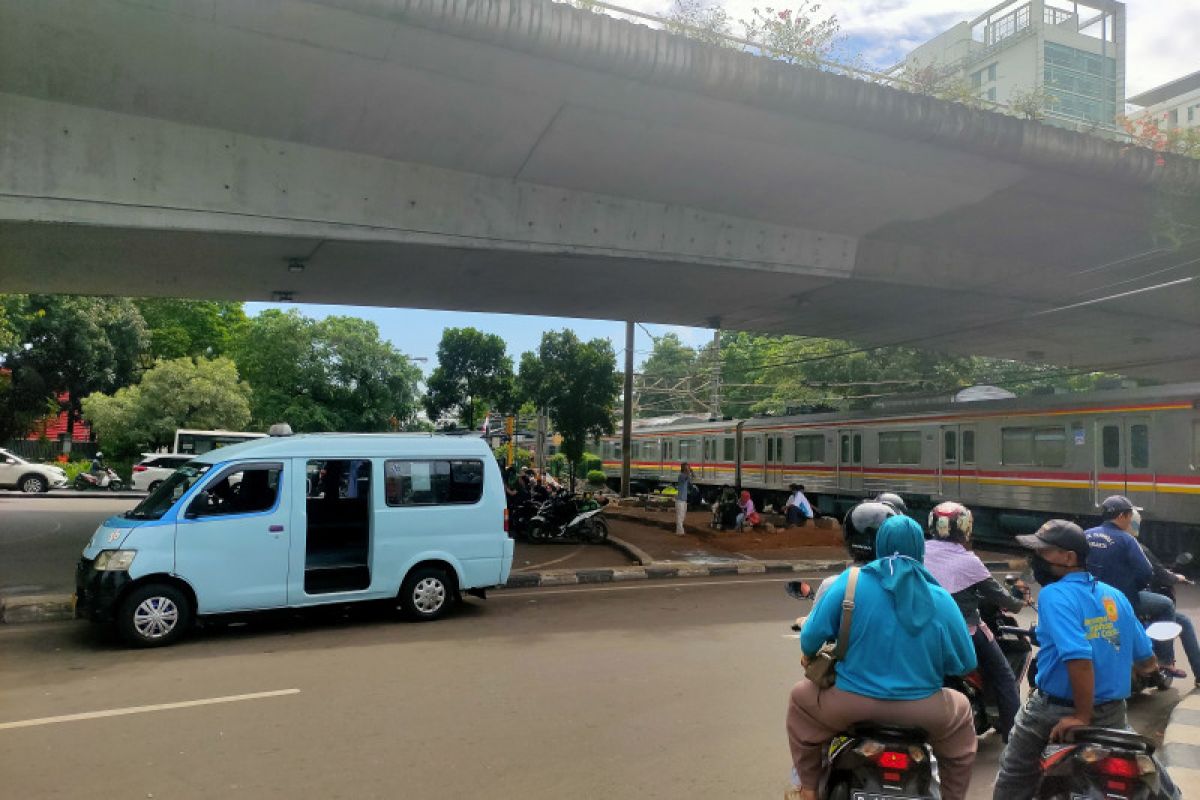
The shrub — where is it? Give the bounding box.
[549,453,567,478]
[581,452,602,474]
[586,470,607,486]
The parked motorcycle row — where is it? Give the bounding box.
[508,488,609,545]
[784,568,1186,800]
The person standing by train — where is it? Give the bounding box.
[674,462,694,536]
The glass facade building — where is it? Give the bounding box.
[1043,42,1118,125]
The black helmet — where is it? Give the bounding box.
[875,492,907,514]
[843,501,898,563]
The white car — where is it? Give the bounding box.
[130,453,192,493]
[0,448,69,493]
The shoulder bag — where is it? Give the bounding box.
[803,566,860,690]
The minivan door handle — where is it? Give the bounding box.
[268,525,284,533]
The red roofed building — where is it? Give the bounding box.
[27,394,94,443]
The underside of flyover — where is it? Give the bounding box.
[1,0,1198,381]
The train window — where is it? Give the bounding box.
[766,437,774,463]
[1130,424,1150,469]
[1003,426,1066,466]
[723,437,735,461]
[840,434,850,464]
[853,434,862,464]
[744,437,759,463]
[962,430,976,464]
[794,434,825,463]
[944,431,957,464]
[879,431,921,465]
[1101,425,1120,469]
[1002,428,1034,465]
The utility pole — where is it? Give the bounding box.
[621,321,634,497]
[709,325,721,420]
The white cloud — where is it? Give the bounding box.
[623,0,1198,95]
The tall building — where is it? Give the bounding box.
[1128,71,1200,131]
[898,0,1126,131]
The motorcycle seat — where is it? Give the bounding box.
[1065,727,1154,753]
[848,723,929,743]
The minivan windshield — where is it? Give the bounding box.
[125,463,211,520]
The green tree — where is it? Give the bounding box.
[518,330,620,482]
[81,357,252,457]
[232,309,422,432]
[637,332,704,417]
[135,299,247,362]
[424,327,515,430]
[665,0,734,46]
[1,295,148,442]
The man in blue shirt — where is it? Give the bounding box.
[788,516,978,800]
[1085,495,1178,673]
[993,520,1164,800]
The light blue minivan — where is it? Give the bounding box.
[75,432,513,646]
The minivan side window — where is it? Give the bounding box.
[188,464,282,517]
[385,459,484,506]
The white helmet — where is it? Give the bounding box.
[928,501,973,541]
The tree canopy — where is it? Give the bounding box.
[81,357,252,457]
[518,330,620,469]
[134,298,247,362]
[424,327,515,430]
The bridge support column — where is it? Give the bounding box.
[621,321,634,498]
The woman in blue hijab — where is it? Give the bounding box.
[785,516,979,800]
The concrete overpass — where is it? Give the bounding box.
[1,0,1199,379]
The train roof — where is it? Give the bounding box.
[611,382,1200,437]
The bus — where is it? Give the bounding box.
[172,429,267,456]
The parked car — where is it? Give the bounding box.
[0,448,69,493]
[130,453,192,493]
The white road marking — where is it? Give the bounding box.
[500,576,799,597]
[0,688,300,731]
[515,545,586,572]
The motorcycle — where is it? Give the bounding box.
[527,491,609,544]
[784,581,941,800]
[73,467,124,492]
[1037,726,1177,800]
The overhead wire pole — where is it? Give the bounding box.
[621,321,634,497]
[709,322,721,420]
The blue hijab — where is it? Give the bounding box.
[864,516,938,635]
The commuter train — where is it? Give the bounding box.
[600,382,1200,554]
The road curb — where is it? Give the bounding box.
[606,534,653,566]
[2,491,145,500]
[1164,692,1200,794]
[0,593,74,624]
[500,558,847,590]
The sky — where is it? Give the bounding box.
[249,0,1199,374]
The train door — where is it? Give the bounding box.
[743,434,764,485]
[705,436,719,481]
[1094,416,1155,510]
[766,434,785,488]
[837,429,863,492]
[939,425,978,500]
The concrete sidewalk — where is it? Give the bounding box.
[1163,692,1200,793]
[4,490,146,500]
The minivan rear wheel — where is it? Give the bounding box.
[117,584,192,647]
[399,568,454,622]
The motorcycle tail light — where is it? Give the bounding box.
[965,671,984,690]
[878,751,909,771]
[855,741,885,759]
[1096,757,1138,778]
[882,771,902,784]
[908,746,927,763]
[1106,780,1129,794]
[1135,755,1156,775]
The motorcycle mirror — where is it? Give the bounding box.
[785,581,815,601]
[1174,552,1194,568]
[1146,621,1183,642]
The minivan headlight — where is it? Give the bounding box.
[94,550,137,571]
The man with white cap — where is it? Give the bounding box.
[993,519,1168,799]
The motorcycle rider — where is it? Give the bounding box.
[875,491,908,514]
[923,501,1025,741]
[1130,509,1200,684]
[787,515,978,800]
[89,451,106,478]
[1084,495,1179,675]
[993,520,1171,800]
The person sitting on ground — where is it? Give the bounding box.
[923,501,1026,742]
[711,485,738,530]
[735,490,759,532]
[787,515,978,800]
[784,484,813,528]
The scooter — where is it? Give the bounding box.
[1037,726,1178,799]
[784,581,941,799]
[73,468,124,491]
[528,495,609,543]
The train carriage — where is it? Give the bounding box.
[600,383,1200,555]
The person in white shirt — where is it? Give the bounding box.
[784,483,813,527]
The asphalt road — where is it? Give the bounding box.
[0,495,136,594]
[1,576,1191,799]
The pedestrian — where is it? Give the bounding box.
[923,501,1026,742]
[786,515,978,800]
[674,462,694,536]
[1083,495,1178,673]
[784,483,813,527]
[735,489,759,532]
[993,519,1174,800]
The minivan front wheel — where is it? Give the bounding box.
[399,568,454,622]
[117,584,192,647]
